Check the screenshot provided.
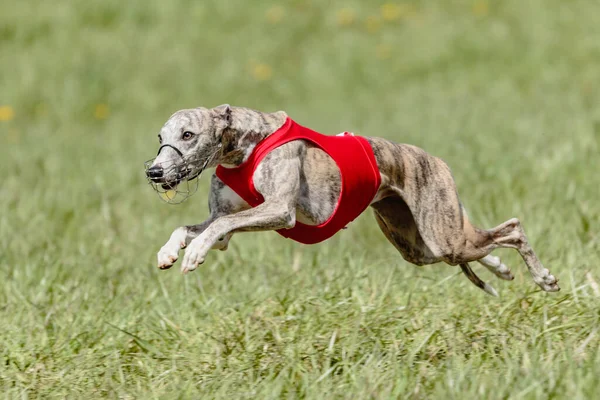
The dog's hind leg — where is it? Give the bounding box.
[371,196,442,266]
[451,217,559,292]
[477,255,514,281]
[460,263,498,296]
[367,140,558,293]
[371,196,499,296]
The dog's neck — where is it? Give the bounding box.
[217,108,288,168]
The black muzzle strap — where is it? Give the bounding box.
[156,144,184,157]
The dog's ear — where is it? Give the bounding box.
[212,104,232,129]
[212,104,237,157]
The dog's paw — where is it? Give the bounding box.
[534,270,560,292]
[157,244,181,270]
[478,255,514,281]
[180,243,206,274]
[493,261,514,281]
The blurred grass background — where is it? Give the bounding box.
[1,0,599,398]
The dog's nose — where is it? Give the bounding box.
[146,166,164,179]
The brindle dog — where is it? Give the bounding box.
[145,105,559,296]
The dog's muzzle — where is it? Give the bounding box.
[144,144,200,204]
[144,144,221,204]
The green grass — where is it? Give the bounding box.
[1,0,600,398]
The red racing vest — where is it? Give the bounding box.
[215,117,381,244]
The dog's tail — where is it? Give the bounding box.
[460,263,498,297]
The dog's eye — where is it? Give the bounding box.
[182,131,194,141]
[158,135,163,144]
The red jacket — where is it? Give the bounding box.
[216,117,381,244]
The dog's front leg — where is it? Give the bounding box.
[157,221,214,269]
[180,144,302,274]
[157,174,250,269]
[180,200,295,273]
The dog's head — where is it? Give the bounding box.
[145,105,232,192]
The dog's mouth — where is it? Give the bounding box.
[161,182,179,191]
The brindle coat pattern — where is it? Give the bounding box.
[147,105,559,295]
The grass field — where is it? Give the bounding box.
[1,0,600,398]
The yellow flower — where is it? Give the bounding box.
[381,3,401,21]
[376,44,392,60]
[0,105,15,121]
[472,0,489,16]
[337,8,356,26]
[94,104,110,120]
[365,15,381,33]
[380,3,416,22]
[266,6,285,24]
[252,63,273,81]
